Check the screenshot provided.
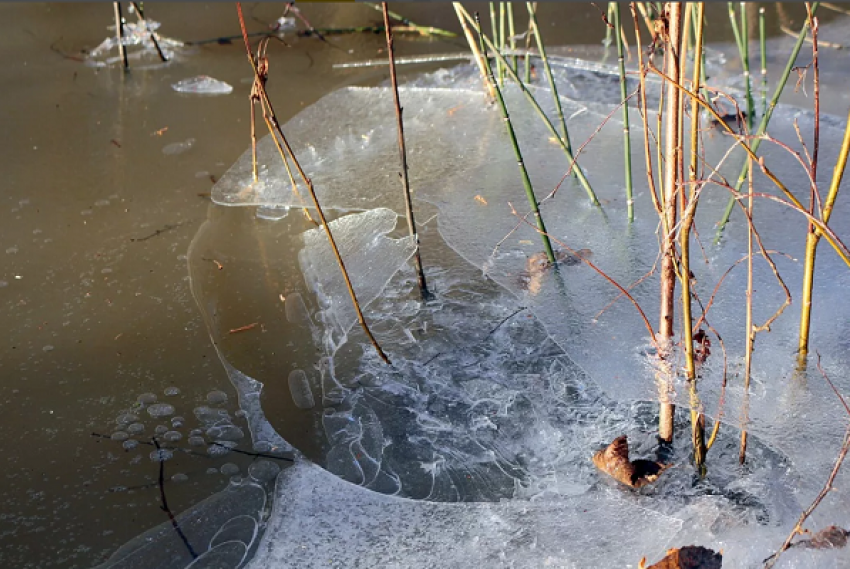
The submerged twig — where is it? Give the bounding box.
[383,3,430,300]
[508,203,657,343]
[152,437,198,559]
[365,2,457,37]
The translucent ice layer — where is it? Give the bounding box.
[186,59,850,569]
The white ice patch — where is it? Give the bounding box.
[246,460,682,569]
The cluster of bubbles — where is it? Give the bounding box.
[108,386,255,483]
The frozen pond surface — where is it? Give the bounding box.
[203,62,850,568]
[4,4,850,569]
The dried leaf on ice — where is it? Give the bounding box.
[592,435,671,488]
[638,545,722,569]
[793,525,849,550]
[518,248,592,295]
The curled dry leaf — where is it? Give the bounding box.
[592,435,671,489]
[638,545,722,569]
[517,248,592,295]
[793,525,849,550]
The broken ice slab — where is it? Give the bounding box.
[246,461,681,569]
[172,76,233,95]
[299,208,415,349]
[86,20,185,68]
[210,86,511,213]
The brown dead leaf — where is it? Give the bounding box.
[794,525,849,550]
[474,195,488,205]
[517,249,593,296]
[639,545,722,569]
[592,435,671,488]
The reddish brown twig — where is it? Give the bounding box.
[229,322,259,334]
[236,3,391,365]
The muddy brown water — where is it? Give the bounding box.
[0,3,836,568]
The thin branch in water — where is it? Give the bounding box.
[152,437,198,559]
[365,2,457,37]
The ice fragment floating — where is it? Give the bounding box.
[172,76,234,96]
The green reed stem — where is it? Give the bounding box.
[727,2,744,55]
[475,11,556,264]
[613,3,633,221]
[759,6,768,112]
[524,2,536,83]
[507,2,517,73]
[715,2,820,241]
[457,4,600,206]
[759,6,767,79]
[490,3,502,84]
[499,2,507,84]
[527,2,575,177]
[740,3,754,131]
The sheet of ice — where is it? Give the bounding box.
[186,218,295,456]
[247,460,682,569]
[172,76,234,96]
[211,70,850,481]
[191,59,850,569]
[299,208,416,350]
[211,87,502,213]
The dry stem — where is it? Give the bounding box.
[236,3,391,365]
[383,3,430,300]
